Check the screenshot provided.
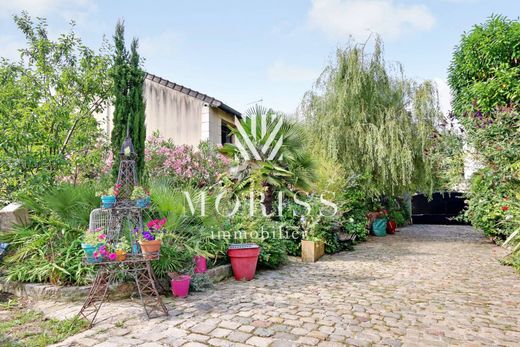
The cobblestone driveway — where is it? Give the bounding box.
[47,225,520,347]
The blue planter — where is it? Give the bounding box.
[132,243,141,254]
[372,218,388,237]
[136,198,149,208]
[101,195,116,208]
[82,243,101,263]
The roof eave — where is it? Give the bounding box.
[145,72,242,118]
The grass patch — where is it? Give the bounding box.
[0,293,87,347]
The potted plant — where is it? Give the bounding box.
[136,218,167,259]
[131,186,150,208]
[372,210,388,237]
[95,244,117,262]
[301,236,325,262]
[115,237,131,261]
[193,255,207,273]
[300,215,325,262]
[388,209,405,233]
[97,184,121,208]
[82,228,107,263]
[227,243,261,281]
[168,272,191,298]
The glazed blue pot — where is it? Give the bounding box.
[136,198,149,208]
[372,218,388,237]
[101,195,116,208]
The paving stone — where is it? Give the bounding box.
[186,333,210,342]
[219,320,241,330]
[207,338,233,346]
[182,343,209,347]
[290,327,309,336]
[254,327,274,337]
[296,336,320,345]
[210,328,232,338]
[271,340,298,347]
[227,331,252,343]
[190,323,217,334]
[246,336,275,347]
[238,325,256,333]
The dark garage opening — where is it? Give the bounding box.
[412,192,468,224]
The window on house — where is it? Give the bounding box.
[221,122,233,144]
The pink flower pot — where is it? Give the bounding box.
[171,275,191,298]
[194,255,207,273]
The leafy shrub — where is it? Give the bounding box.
[448,15,520,249]
[229,211,288,269]
[189,273,214,292]
[0,14,111,205]
[0,183,100,285]
[147,178,231,277]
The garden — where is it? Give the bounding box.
[0,10,518,335]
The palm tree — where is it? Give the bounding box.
[221,105,315,214]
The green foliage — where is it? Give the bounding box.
[429,131,465,191]
[221,105,316,212]
[448,15,520,116]
[131,186,148,200]
[229,211,288,268]
[0,183,99,285]
[0,13,112,203]
[302,38,442,197]
[189,273,214,292]
[110,21,146,180]
[449,16,520,247]
[0,299,87,346]
[146,178,230,278]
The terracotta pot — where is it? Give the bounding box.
[116,249,127,261]
[139,239,161,259]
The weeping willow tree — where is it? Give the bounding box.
[302,39,442,197]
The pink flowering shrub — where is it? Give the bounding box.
[145,132,230,187]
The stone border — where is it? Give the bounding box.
[0,264,233,302]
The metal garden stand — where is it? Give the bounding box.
[78,137,168,327]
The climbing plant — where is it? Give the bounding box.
[301,38,442,197]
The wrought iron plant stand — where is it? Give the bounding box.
[78,137,168,327]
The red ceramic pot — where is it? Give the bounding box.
[387,220,397,234]
[227,244,260,281]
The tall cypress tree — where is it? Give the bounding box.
[110,21,146,179]
[110,20,129,178]
[128,38,146,179]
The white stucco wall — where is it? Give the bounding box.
[95,78,239,147]
[143,79,202,146]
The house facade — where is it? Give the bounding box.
[97,73,241,146]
